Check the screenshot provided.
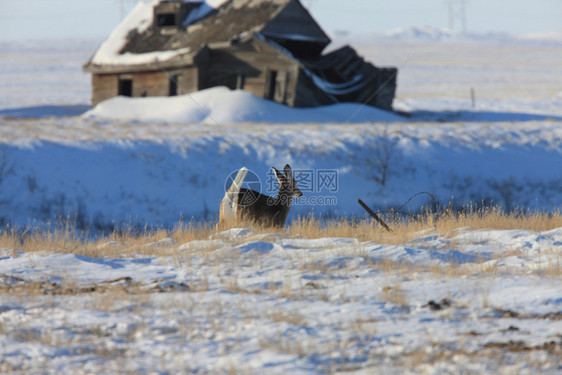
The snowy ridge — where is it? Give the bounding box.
[522,30,562,41]
[0,118,561,228]
[339,26,562,46]
[383,26,458,40]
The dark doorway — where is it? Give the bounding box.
[169,75,179,96]
[118,78,133,97]
[265,70,278,100]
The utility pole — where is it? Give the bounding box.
[447,0,468,33]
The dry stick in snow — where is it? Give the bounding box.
[358,199,392,232]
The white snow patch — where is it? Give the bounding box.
[213,228,257,240]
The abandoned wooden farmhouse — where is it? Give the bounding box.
[83,0,398,110]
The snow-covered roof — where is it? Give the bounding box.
[88,1,190,68]
[84,0,331,72]
[85,0,233,70]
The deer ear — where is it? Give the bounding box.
[283,164,292,179]
[272,167,285,182]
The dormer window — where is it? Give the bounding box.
[157,13,177,27]
[154,1,204,30]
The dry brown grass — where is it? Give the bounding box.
[0,209,560,258]
[381,284,409,308]
[396,340,562,372]
[0,220,214,258]
[286,208,562,245]
[267,309,309,326]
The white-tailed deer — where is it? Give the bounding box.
[219,164,303,228]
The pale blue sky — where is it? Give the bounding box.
[1,0,560,41]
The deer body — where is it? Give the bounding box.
[219,165,302,228]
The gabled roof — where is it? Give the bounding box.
[84,0,330,73]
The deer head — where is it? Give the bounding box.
[272,164,303,204]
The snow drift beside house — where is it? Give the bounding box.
[83,87,405,123]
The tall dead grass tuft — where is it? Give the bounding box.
[169,219,215,243]
[0,225,21,254]
[14,223,96,255]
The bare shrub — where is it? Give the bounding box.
[352,124,399,186]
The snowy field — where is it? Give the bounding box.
[1,225,561,374]
[1,27,562,373]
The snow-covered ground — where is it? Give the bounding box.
[0,39,96,113]
[1,27,561,373]
[1,227,561,373]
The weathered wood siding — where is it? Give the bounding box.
[182,66,201,93]
[132,71,169,97]
[91,74,118,106]
[202,39,301,106]
[91,67,200,106]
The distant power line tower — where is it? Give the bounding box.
[447,0,468,33]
